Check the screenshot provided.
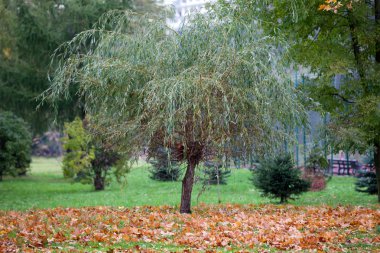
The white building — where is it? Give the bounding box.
[159,0,216,30]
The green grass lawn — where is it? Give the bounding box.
[0,157,378,211]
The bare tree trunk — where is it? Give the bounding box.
[216,166,221,204]
[180,157,197,213]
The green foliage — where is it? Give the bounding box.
[202,161,231,185]
[148,147,182,181]
[236,0,380,200]
[355,171,378,195]
[0,111,32,180]
[252,154,310,203]
[45,3,307,212]
[242,0,380,153]
[0,0,159,133]
[46,5,306,161]
[62,117,95,180]
[62,117,130,190]
[305,147,329,173]
[113,156,131,185]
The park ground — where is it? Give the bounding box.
[0,158,379,252]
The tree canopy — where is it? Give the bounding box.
[242,0,380,200]
[0,0,159,133]
[45,3,306,213]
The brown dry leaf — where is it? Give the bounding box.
[0,204,379,252]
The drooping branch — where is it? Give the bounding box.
[332,93,355,104]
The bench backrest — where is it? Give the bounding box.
[329,159,359,169]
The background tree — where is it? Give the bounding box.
[91,146,125,190]
[45,4,307,213]
[0,0,159,133]
[240,0,380,201]
[62,117,129,190]
[62,117,95,180]
[0,111,32,181]
[148,146,182,181]
[201,161,231,185]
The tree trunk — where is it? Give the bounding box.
[347,11,366,88]
[374,140,380,202]
[180,157,197,213]
[375,0,380,203]
[94,172,105,191]
[375,0,380,62]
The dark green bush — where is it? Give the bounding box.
[355,170,377,195]
[148,147,182,181]
[252,154,310,203]
[91,146,122,190]
[0,111,32,180]
[202,161,231,185]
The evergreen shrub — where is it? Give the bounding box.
[252,154,310,203]
[148,147,182,181]
[202,161,231,185]
[0,111,32,180]
[355,170,377,195]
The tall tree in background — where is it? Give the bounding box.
[0,0,159,133]
[241,0,380,201]
[45,4,306,213]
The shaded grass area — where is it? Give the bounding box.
[0,157,378,211]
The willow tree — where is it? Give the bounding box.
[44,4,306,213]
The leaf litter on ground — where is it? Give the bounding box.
[0,204,379,252]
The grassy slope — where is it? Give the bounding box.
[0,157,378,211]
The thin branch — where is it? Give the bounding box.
[332,93,355,104]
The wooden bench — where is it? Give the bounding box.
[328,159,360,175]
[359,163,375,173]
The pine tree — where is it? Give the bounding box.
[202,161,231,185]
[148,147,182,181]
[252,154,310,203]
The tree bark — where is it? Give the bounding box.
[180,157,197,214]
[347,11,366,86]
[375,0,380,62]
